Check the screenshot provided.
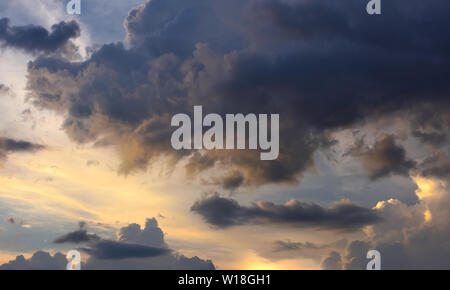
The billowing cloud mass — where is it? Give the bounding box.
[1,0,450,270]
[346,136,416,180]
[1,218,214,270]
[0,18,80,54]
[316,176,450,270]
[0,137,44,162]
[23,0,450,190]
[191,194,381,231]
[0,251,67,270]
[418,152,450,178]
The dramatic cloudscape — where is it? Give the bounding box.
[0,0,449,269]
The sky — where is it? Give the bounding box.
[0,0,449,270]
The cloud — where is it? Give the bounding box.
[0,217,215,270]
[81,240,171,260]
[0,18,80,54]
[53,221,100,244]
[0,137,45,162]
[191,194,381,231]
[418,152,450,178]
[0,251,67,270]
[324,175,450,269]
[321,251,342,270]
[22,0,450,190]
[346,136,416,180]
[118,218,166,248]
[83,218,214,269]
[273,240,321,252]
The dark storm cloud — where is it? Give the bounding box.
[124,0,245,57]
[25,0,450,187]
[0,137,45,161]
[345,136,416,180]
[418,152,450,178]
[0,137,44,152]
[0,18,80,54]
[191,194,381,230]
[53,224,100,244]
[81,240,170,260]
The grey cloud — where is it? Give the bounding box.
[81,240,170,260]
[54,228,100,244]
[0,18,80,54]
[191,194,381,231]
[342,240,412,270]
[124,0,245,57]
[0,251,67,270]
[418,152,450,178]
[0,137,45,161]
[1,217,215,270]
[24,0,450,189]
[346,136,416,180]
[83,217,214,269]
[118,218,166,248]
[273,240,321,252]
[321,251,342,270]
[343,240,371,270]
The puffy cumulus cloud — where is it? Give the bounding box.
[191,194,381,231]
[24,0,450,189]
[0,18,80,55]
[345,136,416,180]
[1,218,214,270]
[55,218,214,270]
[118,218,166,248]
[0,137,45,162]
[0,251,67,270]
[321,175,450,269]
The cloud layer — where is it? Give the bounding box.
[191,194,381,231]
[0,218,214,270]
[22,0,450,191]
[0,18,80,54]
